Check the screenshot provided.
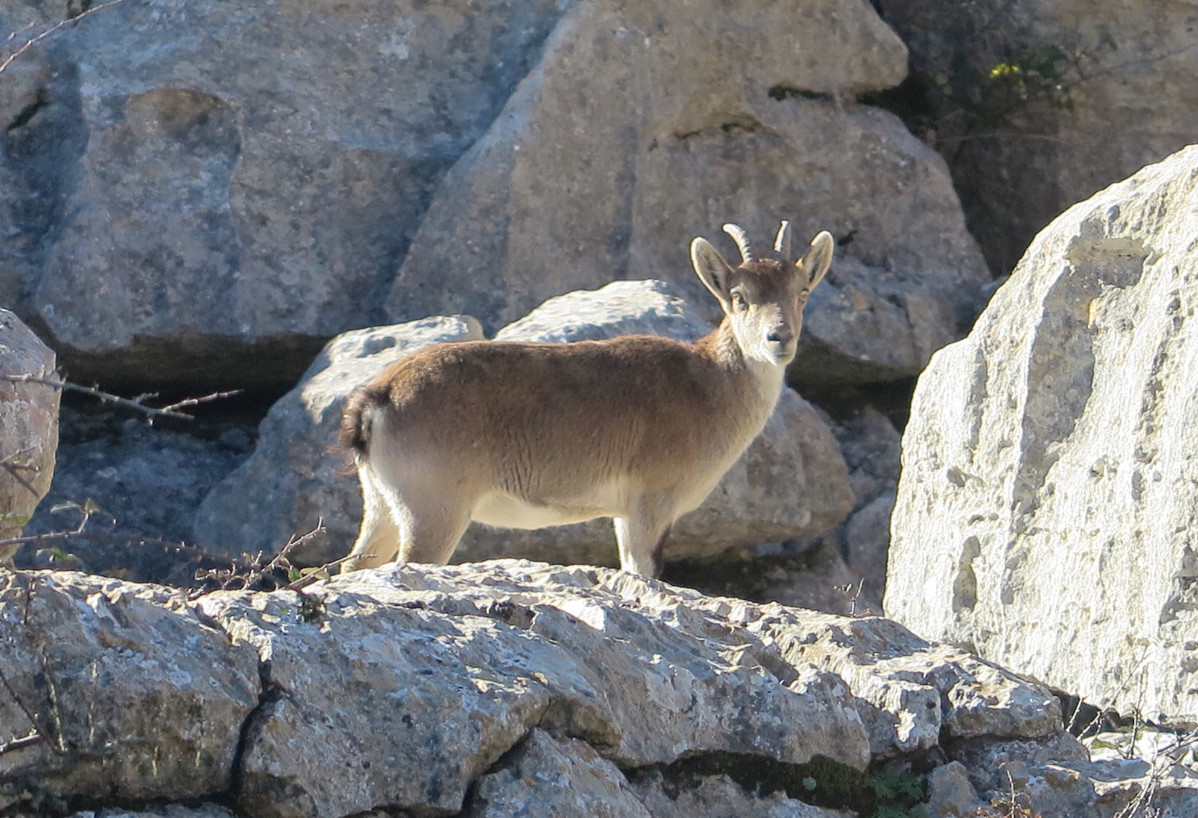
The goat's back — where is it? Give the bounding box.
[344,335,767,501]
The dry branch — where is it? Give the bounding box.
[0,373,240,423]
[0,0,126,77]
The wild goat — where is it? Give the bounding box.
[339,221,834,577]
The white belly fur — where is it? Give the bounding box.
[471,485,623,530]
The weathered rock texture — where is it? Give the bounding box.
[1,0,987,392]
[886,145,1198,725]
[0,571,260,806]
[0,0,565,389]
[196,281,853,567]
[0,561,1071,817]
[391,0,990,386]
[630,771,852,818]
[0,309,59,563]
[874,0,1198,276]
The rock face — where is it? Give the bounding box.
[391,0,990,386]
[886,145,1198,725]
[196,281,854,567]
[0,0,565,389]
[0,571,260,805]
[0,0,987,392]
[874,0,1198,276]
[0,310,59,563]
[1,561,1074,817]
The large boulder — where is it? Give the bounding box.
[0,0,992,393]
[886,145,1198,724]
[2,561,1073,817]
[874,0,1198,276]
[0,309,59,563]
[389,0,990,386]
[196,280,854,567]
[0,0,565,390]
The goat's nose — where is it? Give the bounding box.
[768,328,794,345]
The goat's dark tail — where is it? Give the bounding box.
[339,385,389,462]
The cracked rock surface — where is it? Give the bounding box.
[2,560,1067,817]
[887,144,1198,726]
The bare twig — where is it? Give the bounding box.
[1067,645,1151,737]
[284,553,362,592]
[836,577,867,617]
[0,528,78,551]
[1,448,40,497]
[190,521,331,598]
[0,0,126,77]
[0,374,240,423]
[0,730,43,755]
[158,390,244,415]
[0,498,106,556]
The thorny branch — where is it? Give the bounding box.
[190,521,337,598]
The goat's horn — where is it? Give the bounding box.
[774,220,793,260]
[721,223,754,263]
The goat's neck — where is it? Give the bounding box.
[698,320,788,417]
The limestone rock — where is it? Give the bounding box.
[467,729,650,818]
[844,492,895,606]
[923,762,985,817]
[0,571,259,803]
[631,770,853,818]
[947,732,1198,818]
[199,562,877,816]
[202,560,1056,817]
[389,0,990,385]
[194,316,484,562]
[875,0,1198,276]
[886,145,1198,725]
[0,560,1085,817]
[754,408,900,613]
[197,280,853,567]
[66,809,238,818]
[0,309,59,563]
[0,0,565,389]
[494,279,710,344]
[832,408,903,605]
[0,0,991,394]
[836,408,903,509]
[21,406,249,583]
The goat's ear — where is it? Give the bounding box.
[691,237,736,306]
[797,231,835,292]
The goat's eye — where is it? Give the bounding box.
[730,292,746,309]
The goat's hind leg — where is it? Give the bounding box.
[369,458,474,567]
[395,490,473,566]
[342,465,403,572]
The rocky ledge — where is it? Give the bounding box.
[2,560,1190,817]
